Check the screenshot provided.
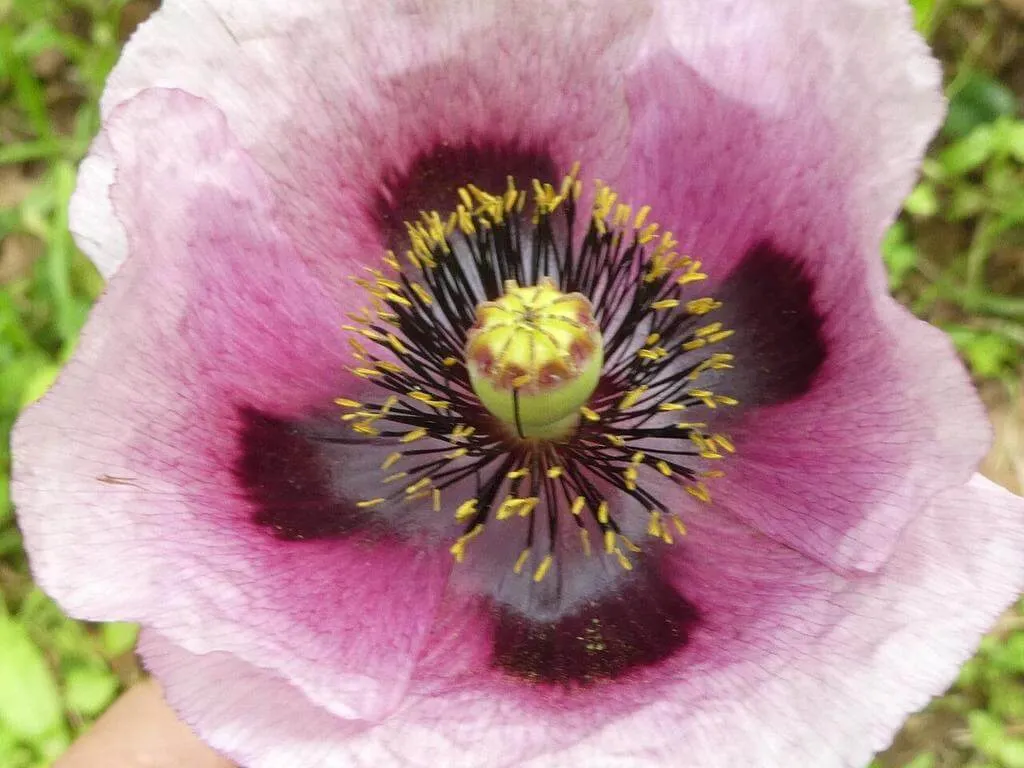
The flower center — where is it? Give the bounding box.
[335,166,738,580]
[465,277,603,440]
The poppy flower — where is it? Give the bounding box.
[14,0,1024,766]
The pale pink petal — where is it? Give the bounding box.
[16,90,452,721]
[72,0,655,279]
[137,476,1024,768]
[610,1,985,571]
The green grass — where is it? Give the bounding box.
[0,0,1022,766]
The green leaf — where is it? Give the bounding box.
[937,125,995,177]
[968,709,1006,758]
[0,616,64,740]
[945,70,1019,139]
[101,622,139,656]
[910,0,935,35]
[63,665,119,718]
[882,224,918,290]
[948,328,1016,379]
[903,182,939,217]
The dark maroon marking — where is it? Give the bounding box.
[373,142,558,242]
[717,242,827,406]
[492,564,699,685]
[235,407,365,541]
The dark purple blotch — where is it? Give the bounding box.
[373,141,558,242]
[492,563,699,685]
[717,242,827,406]
[235,407,367,541]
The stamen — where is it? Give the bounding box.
[332,168,739,576]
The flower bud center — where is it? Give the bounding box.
[464,276,603,439]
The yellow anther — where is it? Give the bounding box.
[672,516,688,536]
[375,361,402,374]
[546,466,564,479]
[507,468,530,479]
[533,554,555,583]
[335,397,362,408]
[442,357,459,367]
[631,451,646,464]
[579,528,592,557]
[399,428,428,444]
[618,386,648,410]
[657,460,672,476]
[604,433,627,447]
[432,489,442,512]
[580,406,600,422]
[405,477,432,495]
[675,421,708,430]
[571,496,586,516]
[455,499,479,521]
[702,469,727,479]
[686,298,722,315]
[659,402,687,412]
[352,367,382,378]
[681,338,707,352]
[353,423,380,436]
[381,452,402,470]
[677,261,707,285]
[695,322,724,337]
[686,483,711,503]
[596,501,610,525]
[650,299,680,310]
[712,434,736,453]
[603,529,616,554]
[357,498,386,508]
[517,497,540,517]
[496,497,521,520]
[637,347,668,361]
[715,395,739,406]
[514,549,531,575]
[444,448,468,460]
[645,333,662,346]
[707,330,734,343]
[634,205,652,229]
[386,334,409,354]
[408,283,432,305]
[450,524,485,562]
[385,292,412,308]
[647,510,663,537]
[383,472,408,484]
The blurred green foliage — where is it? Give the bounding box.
[0,0,1021,766]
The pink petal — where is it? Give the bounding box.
[138,475,1024,768]
[72,0,656,279]
[613,2,985,571]
[16,90,453,721]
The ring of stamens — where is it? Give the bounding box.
[331,165,738,581]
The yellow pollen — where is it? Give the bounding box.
[399,428,428,443]
[455,499,478,521]
[533,554,555,583]
[514,549,531,575]
[618,386,648,410]
[357,498,385,508]
[580,529,592,557]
